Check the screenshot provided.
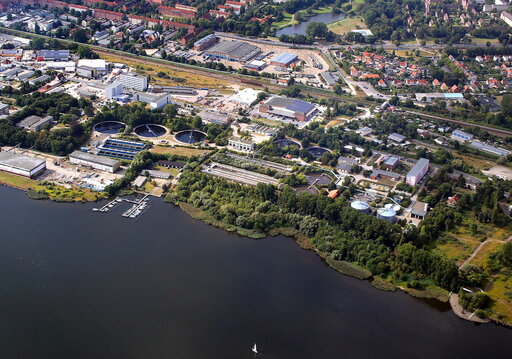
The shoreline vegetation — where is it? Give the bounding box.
[0,171,104,202]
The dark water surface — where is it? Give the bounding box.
[276,12,345,36]
[0,186,511,359]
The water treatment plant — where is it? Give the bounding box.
[174,130,207,144]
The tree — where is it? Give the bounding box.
[29,38,45,50]
[501,94,512,117]
[306,22,329,39]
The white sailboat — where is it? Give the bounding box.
[252,343,258,354]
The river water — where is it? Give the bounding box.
[0,186,511,358]
[276,12,344,36]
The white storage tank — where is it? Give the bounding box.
[385,203,401,212]
[377,208,397,223]
[351,200,370,214]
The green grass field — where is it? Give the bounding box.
[0,172,36,189]
[328,17,367,35]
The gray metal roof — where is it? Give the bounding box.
[407,158,429,178]
[265,97,316,115]
[70,150,120,167]
[206,41,261,61]
[0,151,45,171]
[271,52,298,65]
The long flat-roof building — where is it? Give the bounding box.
[406,158,429,186]
[193,34,218,51]
[259,96,317,122]
[69,151,121,173]
[0,152,46,178]
[470,141,511,157]
[204,41,261,62]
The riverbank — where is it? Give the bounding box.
[0,172,105,203]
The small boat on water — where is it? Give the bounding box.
[252,343,257,354]
[92,208,99,212]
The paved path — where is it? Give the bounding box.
[460,239,505,269]
[449,293,491,323]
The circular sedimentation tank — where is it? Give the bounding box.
[134,124,167,138]
[93,121,126,134]
[351,200,370,214]
[377,208,397,223]
[275,138,302,149]
[306,146,331,158]
[174,129,207,144]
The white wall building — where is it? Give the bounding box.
[406,158,429,186]
[228,137,255,153]
[69,151,120,173]
[105,81,124,99]
[119,73,148,91]
[0,152,46,178]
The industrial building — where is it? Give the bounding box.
[470,141,511,157]
[270,53,298,68]
[204,41,261,62]
[119,73,148,91]
[69,150,120,173]
[105,81,124,99]
[406,158,429,186]
[35,50,70,61]
[17,115,53,132]
[388,133,406,143]
[193,34,218,51]
[0,151,46,178]
[134,92,170,109]
[228,137,255,152]
[415,93,464,102]
[97,138,146,160]
[259,96,317,122]
[382,156,400,170]
[451,129,473,142]
[76,59,107,79]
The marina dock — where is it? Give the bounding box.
[93,194,150,219]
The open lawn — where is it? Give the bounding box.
[99,53,234,92]
[471,37,500,45]
[150,146,212,157]
[486,273,512,324]
[452,153,496,171]
[328,17,366,35]
[469,241,504,267]
[435,235,480,265]
[0,172,36,189]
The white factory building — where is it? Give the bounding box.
[119,73,148,91]
[105,81,124,99]
[134,92,170,109]
[228,137,255,153]
[0,152,46,178]
[69,151,120,173]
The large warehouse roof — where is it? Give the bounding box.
[70,150,120,167]
[265,97,315,115]
[206,41,261,62]
[0,151,45,171]
[271,52,298,65]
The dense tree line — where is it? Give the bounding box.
[167,170,460,290]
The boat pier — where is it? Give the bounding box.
[93,194,150,218]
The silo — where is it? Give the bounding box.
[351,200,370,215]
[377,208,397,223]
